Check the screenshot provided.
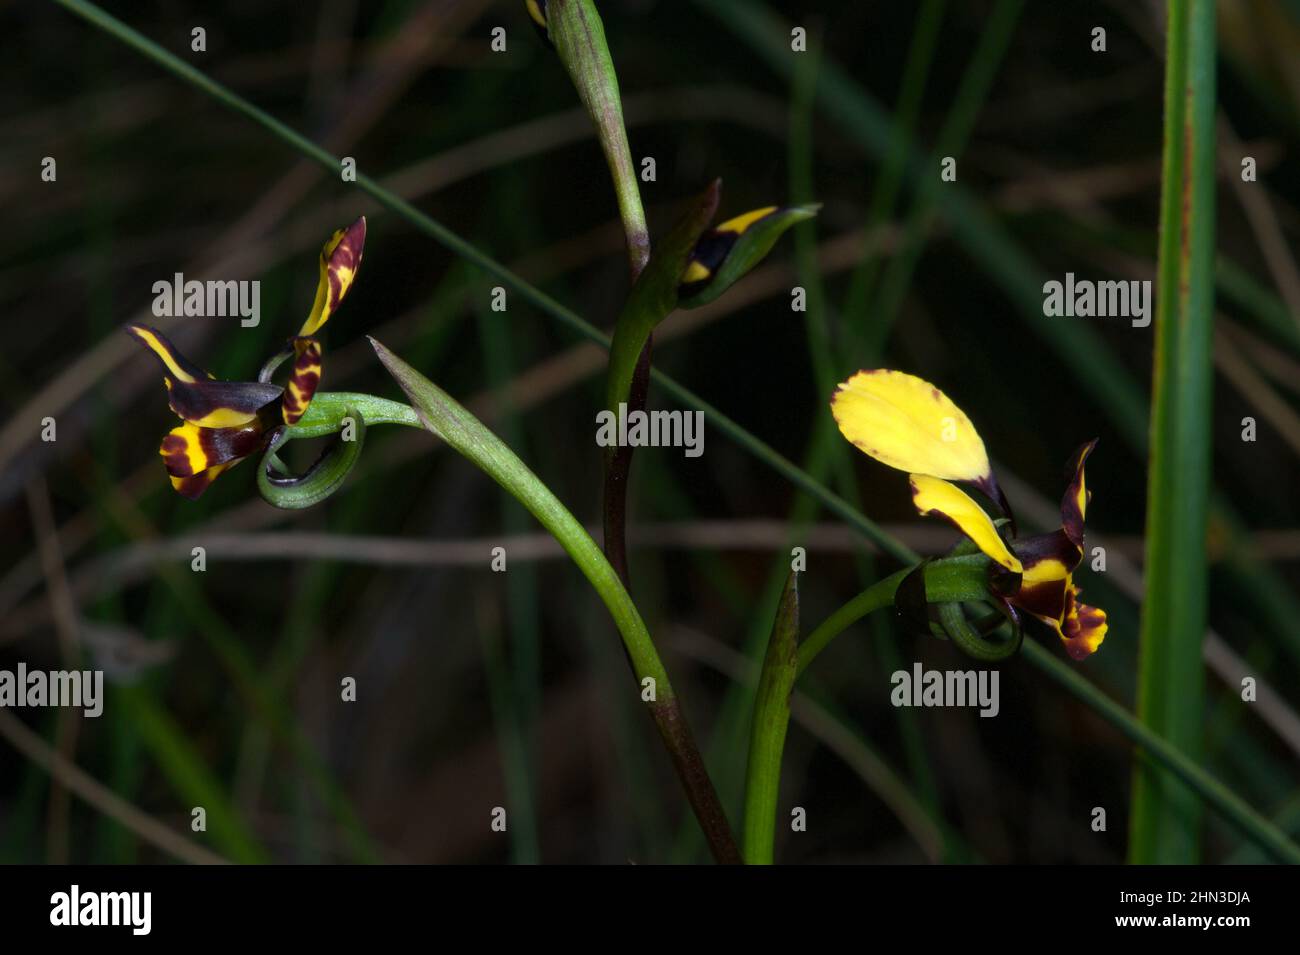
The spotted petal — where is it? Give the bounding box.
[279,337,323,424]
[910,474,1022,573]
[158,420,269,499]
[299,217,366,337]
[159,421,267,479]
[126,324,281,427]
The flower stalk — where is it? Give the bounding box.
[742,570,799,864]
[543,0,654,590]
[546,0,649,277]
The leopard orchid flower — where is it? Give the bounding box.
[127,217,366,500]
[831,369,1108,661]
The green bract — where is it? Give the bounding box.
[676,203,820,309]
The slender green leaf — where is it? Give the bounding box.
[370,336,742,862]
[1129,0,1217,864]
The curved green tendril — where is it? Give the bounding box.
[258,342,294,383]
[937,601,1021,662]
[257,405,367,509]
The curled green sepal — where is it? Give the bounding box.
[894,553,1023,661]
[895,553,995,608]
[676,203,820,309]
[936,601,1022,662]
[257,405,366,509]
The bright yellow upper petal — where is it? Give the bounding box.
[831,370,993,483]
[715,206,778,235]
[910,474,1022,573]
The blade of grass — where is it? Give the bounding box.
[0,709,230,865]
[476,274,543,864]
[862,0,1024,354]
[1128,0,1217,864]
[841,0,946,323]
[114,685,270,863]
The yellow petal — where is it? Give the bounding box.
[831,370,993,484]
[714,206,778,235]
[910,474,1022,573]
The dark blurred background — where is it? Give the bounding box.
[1,0,1298,863]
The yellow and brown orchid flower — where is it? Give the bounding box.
[127,217,366,500]
[831,369,1107,661]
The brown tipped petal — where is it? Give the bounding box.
[1060,438,1098,547]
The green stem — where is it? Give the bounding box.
[548,0,650,278]
[1129,0,1216,864]
[546,0,654,592]
[742,571,798,864]
[798,571,907,679]
[290,391,422,437]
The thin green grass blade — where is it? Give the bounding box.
[1128,0,1218,864]
[115,686,270,863]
